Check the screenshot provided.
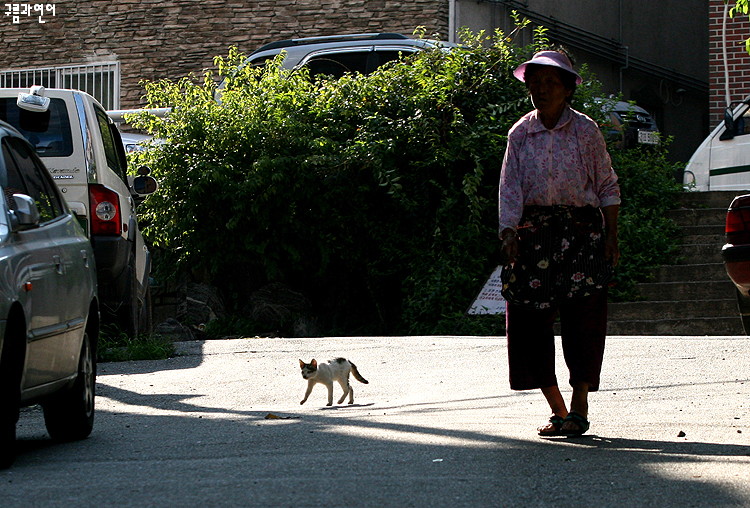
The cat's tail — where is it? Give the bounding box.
[350,362,369,384]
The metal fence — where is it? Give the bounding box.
[0,61,120,110]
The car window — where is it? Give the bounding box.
[305,48,416,78]
[94,106,127,181]
[2,137,65,222]
[0,97,74,157]
[735,107,750,136]
[370,49,415,70]
[305,51,372,77]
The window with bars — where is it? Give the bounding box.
[0,62,120,110]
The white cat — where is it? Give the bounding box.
[299,358,369,406]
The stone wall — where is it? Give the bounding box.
[0,0,448,109]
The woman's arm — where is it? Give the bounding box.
[601,204,619,266]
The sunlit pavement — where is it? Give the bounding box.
[4,335,750,507]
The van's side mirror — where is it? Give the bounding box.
[132,175,158,195]
[721,107,736,141]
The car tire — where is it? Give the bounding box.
[43,329,96,442]
[118,257,140,337]
[736,289,750,336]
[138,282,153,335]
[0,313,24,469]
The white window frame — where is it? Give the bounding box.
[0,61,121,110]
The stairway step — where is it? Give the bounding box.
[653,263,726,282]
[636,280,736,300]
[607,316,744,335]
[610,193,747,335]
[674,243,723,264]
[679,224,725,237]
[668,208,727,227]
[678,190,742,209]
[679,233,724,245]
[608,298,736,320]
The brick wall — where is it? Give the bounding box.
[709,0,750,126]
[0,0,448,109]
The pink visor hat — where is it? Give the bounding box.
[513,50,583,85]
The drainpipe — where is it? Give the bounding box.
[723,1,732,108]
[619,46,629,94]
[618,0,627,93]
[448,0,457,43]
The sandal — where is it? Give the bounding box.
[537,414,565,436]
[561,411,590,436]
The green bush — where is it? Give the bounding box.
[130,26,683,336]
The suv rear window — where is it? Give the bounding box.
[250,48,417,79]
[0,98,74,157]
[305,50,411,77]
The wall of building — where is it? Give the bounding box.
[0,0,448,109]
[709,0,750,127]
[451,0,709,163]
[0,1,726,163]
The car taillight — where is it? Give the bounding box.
[89,184,121,236]
[726,206,750,245]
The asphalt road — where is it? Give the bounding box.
[2,335,750,507]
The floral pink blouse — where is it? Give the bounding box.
[498,106,621,232]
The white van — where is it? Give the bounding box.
[0,87,157,336]
[684,98,750,191]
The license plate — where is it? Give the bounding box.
[638,130,660,145]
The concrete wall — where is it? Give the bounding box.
[0,0,448,109]
[451,0,709,162]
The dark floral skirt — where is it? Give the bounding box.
[501,205,612,310]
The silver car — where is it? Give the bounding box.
[245,32,457,78]
[0,120,98,468]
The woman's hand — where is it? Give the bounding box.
[500,228,518,265]
[601,205,620,267]
[605,233,619,267]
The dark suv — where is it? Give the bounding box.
[245,32,456,78]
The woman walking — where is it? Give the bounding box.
[499,50,621,436]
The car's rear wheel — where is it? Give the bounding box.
[736,289,750,336]
[43,330,96,442]
[138,282,153,336]
[118,257,152,337]
[117,257,139,337]
[0,313,24,469]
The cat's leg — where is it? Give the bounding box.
[326,382,334,406]
[300,381,315,405]
[337,378,353,404]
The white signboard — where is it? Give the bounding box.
[467,265,506,315]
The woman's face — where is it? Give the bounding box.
[526,66,572,116]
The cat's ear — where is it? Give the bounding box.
[299,359,305,368]
[311,359,317,368]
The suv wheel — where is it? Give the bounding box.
[43,330,96,442]
[0,313,24,469]
[737,289,750,335]
[118,257,142,337]
[138,283,153,335]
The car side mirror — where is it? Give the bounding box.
[9,193,40,231]
[721,107,736,141]
[132,175,158,195]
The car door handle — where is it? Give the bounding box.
[53,255,63,275]
[80,249,90,268]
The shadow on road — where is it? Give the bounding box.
[8,386,750,507]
